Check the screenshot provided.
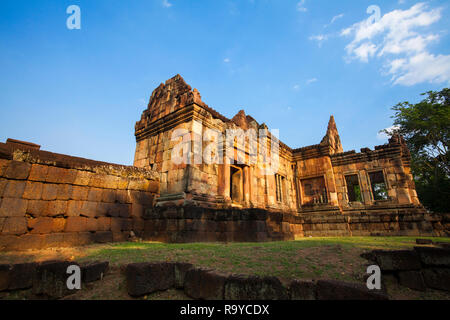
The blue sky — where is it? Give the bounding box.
[1,0,449,165]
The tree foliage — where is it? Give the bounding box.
[386,88,450,213]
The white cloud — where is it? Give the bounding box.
[341,2,450,86]
[309,34,328,47]
[307,78,318,84]
[293,84,300,91]
[162,0,172,8]
[224,58,231,63]
[325,14,344,28]
[296,0,307,12]
[377,125,400,140]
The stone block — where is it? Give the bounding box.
[373,250,421,271]
[414,246,450,267]
[28,164,49,182]
[0,264,12,291]
[0,159,10,177]
[4,161,31,180]
[422,268,450,291]
[185,268,227,300]
[1,217,27,235]
[66,200,82,217]
[23,181,44,200]
[56,184,73,201]
[46,167,76,184]
[28,217,53,234]
[44,200,67,217]
[398,271,426,291]
[416,239,433,245]
[26,200,47,217]
[71,186,89,201]
[93,231,113,243]
[87,188,103,202]
[81,261,109,283]
[52,218,66,233]
[41,184,58,201]
[33,260,78,299]
[65,216,88,232]
[3,180,26,198]
[115,190,130,204]
[289,280,316,300]
[316,280,388,300]
[6,262,37,290]
[97,217,111,231]
[81,201,98,218]
[101,189,116,203]
[73,171,92,186]
[86,218,98,231]
[126,262,175,297]
[0,179,7,197]
[174,262,193,289]
[224,274,288,300]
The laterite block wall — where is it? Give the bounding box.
[0,140,159,251]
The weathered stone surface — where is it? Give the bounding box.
[398,271,426,291]
[185,268,227,300]
[1,217,27,235]
[224,274,288,300]
[7,262,37,290]
[0,264,12,291]
[4,161,31,180]
[422,268,450,291]
[174,262,193,289]
[316,280,388,300]
[3,180,26,198]
[289,280,316,300]
[93,231,113,243]
[65,217,88,232]
[0,198,28,217]
[373,250,421,271]
[41,184,58,201]
[28,164,49,182]
[416,239,432,245]
[81,261,109,283]
[33,260,78,299]
[126,262,175,297]
[414,246,450,267]
[23,181,44,200]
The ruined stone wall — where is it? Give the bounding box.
[0,141,159,251]
[134,75,298,211]
[143,206,447,243]
[331,138,420,209]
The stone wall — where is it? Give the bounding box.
[142,206,448,243]
[0,140,159,251]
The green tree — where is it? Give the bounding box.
[385,88,450,213]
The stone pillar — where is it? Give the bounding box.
[243,166,250,206]
[218,163,231,201]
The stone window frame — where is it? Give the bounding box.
[342,172,365,203]
[298,174,329,206]
[275,173,287,204]
[365,168,391,203]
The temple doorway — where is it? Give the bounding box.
[230,165,244,204]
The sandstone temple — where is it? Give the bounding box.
[0,75,447,250]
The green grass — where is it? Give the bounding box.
[72,236,450,282]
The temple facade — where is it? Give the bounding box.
[134,75,421,219]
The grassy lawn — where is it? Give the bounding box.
[1,236,449,300]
